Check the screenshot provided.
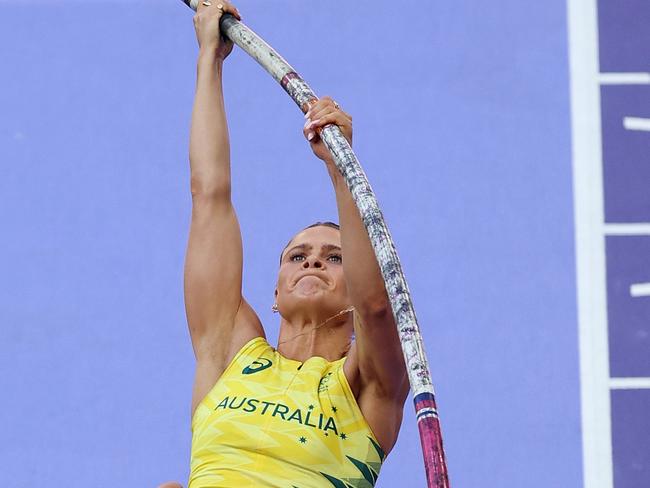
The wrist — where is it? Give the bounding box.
[197,48,225,69]
[326,161,344,185]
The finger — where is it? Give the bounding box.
[306,101,346,121]
[309,96,333,109]
[221,1,242,20]
[308,100,339,118]
[303,115,334,141]
[307,107,334,124]
[217,1,242,20]
[303,125,319,142]
[303,118,317,140]
[195,0,215,12]
[197,1,242,20]
[321,97,341,111]
[307,112,349,131]
[309,103,347,126]
[305,99,326,118]
[304,97,339,118]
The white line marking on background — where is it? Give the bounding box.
[604,224,650,235]
[610,377,650,389]
[630,283,650,297]
[623,117,650,131]
[599,72,650,84]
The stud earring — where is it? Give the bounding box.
[272,303,279,313]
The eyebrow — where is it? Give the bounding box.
[283,243,341,260]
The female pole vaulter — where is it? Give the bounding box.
[159,2,409,486]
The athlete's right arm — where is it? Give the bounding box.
[184,4,261,379]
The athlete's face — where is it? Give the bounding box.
[275,226,351,314]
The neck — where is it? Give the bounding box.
[276,307,354,362]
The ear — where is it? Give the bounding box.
[274,289,278,298]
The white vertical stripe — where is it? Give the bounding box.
[599,72,650,85]
[567,0,614,486]
[623,117,650,131]
[630,283,650,297]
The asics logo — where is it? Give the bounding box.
[242,358,273,375]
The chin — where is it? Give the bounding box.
[292,292,328,306]
[288,293,342,310]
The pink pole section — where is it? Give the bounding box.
[180,3,450,486]
[415,392,449,487]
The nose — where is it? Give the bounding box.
[302,256,323,268]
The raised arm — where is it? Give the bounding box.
[184,2,262,401]
[303,97,409,453]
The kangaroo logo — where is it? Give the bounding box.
[242,358,273,375]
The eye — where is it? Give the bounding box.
[289,253,306,262]
[328,254,342,263]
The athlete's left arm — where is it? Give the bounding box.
[304,98,409,408]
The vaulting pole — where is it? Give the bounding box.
[180,2,449,485]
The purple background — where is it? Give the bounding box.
[598,2,650,487]
[1,1,582,487]
[611,390,650,487]
[598,0,650,72]
[606,236,650,377]
[600,85,650,223]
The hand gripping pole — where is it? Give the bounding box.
[181,3,450,486]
